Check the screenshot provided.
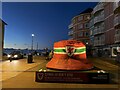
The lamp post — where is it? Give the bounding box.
[31,34,34,50]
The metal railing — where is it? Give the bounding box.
[93,3,104,14]
[94,26,104,35]
[68,30,73,36]
[94,14,104,24]
[94,39,105,46]
[68,23,73,29]
[113,2,120,11]
[114,15,120,26]
[115,29,120,43]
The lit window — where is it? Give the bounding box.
[87,16,90,19]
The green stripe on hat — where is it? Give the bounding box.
[54,49,66,52]
[54,47,86,54]
[75,48,86,53]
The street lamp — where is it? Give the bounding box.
[86,42,88,45]
[31,34,34,50]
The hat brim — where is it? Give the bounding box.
[46,58,93,70]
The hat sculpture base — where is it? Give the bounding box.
[35,67,109,84]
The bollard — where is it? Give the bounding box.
[27,54,33,63]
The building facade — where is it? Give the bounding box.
[93,2,105,50]
[89,11,94,46]
[68,2,120,57]
[68,8,93,45]
[114,1,120,44]
[0,19,7,60]
[92,2,120,57]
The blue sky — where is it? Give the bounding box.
[2,2,97,49]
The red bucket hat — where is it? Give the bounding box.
[46,40,93,70]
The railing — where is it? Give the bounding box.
[93,3,104,14]
[68,23,73,29]
[115,29,120,43]
[113,2,120,11]
[114,15,120,26]
[94,26,104,35]
[94,14,104,24]
[68,30,73,36]
[94,39,105,46]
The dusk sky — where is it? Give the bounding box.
[2,2,97,49]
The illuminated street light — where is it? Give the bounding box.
[86,42,88,45]
[32,34,34,37]
[31,34,34,50]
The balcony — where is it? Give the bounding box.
[94,40,105,46]
[114,15,120,28]
[93,3,104,14]
[113,2,120,14]
[94,35,105,46]
[68,23,73,29]
[68,30,73,36]
[94,26,104,35]
[115,29,120,43]
[94,15,104,25]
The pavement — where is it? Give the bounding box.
[0,56,120,89]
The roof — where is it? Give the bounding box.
[79,8,93,15]
[0,18,7,25]
[72,8,93,20]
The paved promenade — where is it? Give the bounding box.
[0,56,119,89]
[1,57,46,81]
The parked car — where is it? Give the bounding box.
[7,51,23,59]
[3,52,7,56]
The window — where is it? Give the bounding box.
[78,16,83,21]
[78,24,83,29]
[78,32,83,37]
[86,16,90,20]
[85,15,90,20]
[84,23,89,28]
[73,26,75,30]
[97,37,100,40]
[84,32,89,37]
[90,30,92,35]
[72,19,75,24]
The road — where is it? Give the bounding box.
[1,56,120,89]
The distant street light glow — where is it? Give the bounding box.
[86,42,88,45]
[32,34,34,37]
[31,34,35,50]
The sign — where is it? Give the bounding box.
[112,47,117,57]
[112,47,120,57]
[36,71,109,84]
[117,47,120,52]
